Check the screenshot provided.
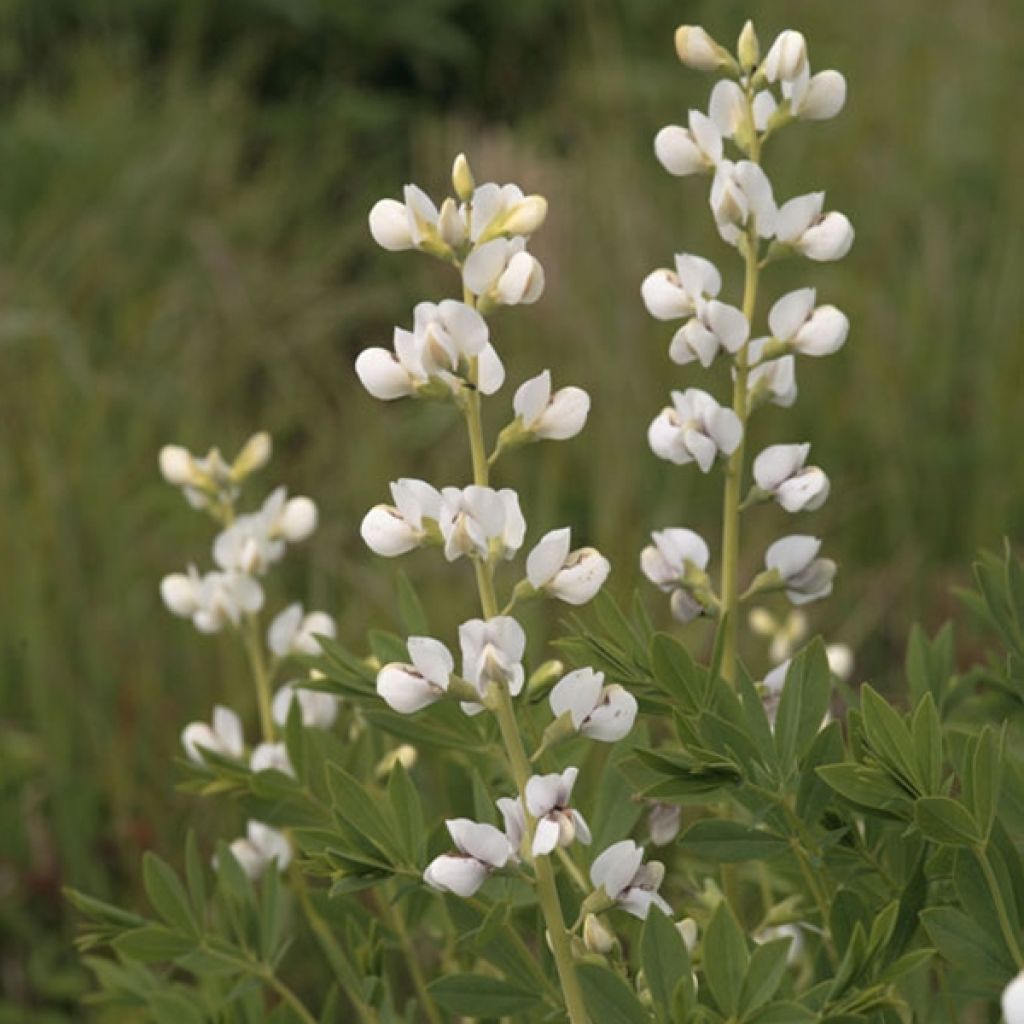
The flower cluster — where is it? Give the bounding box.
[640,22,851,655]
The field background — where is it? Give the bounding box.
[1,0,1022,1018]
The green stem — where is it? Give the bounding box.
[975,844,1024,967]
[243,614,276,743]
[201,944,319,1024]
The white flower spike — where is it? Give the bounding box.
[526,767,592,858]
[377,636,454,715]
[753,443,830,512]
[525,528,610,605]
[181,705,245,764]
[590,840,672,919]
[765,535,837,605]
[648,388,742,472]
[549,668,638,742]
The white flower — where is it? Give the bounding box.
[677,917,699,953]
[590,840,671,919]
[412,299,488,375]
[648,803,682,846]
[775,193,854,261]
[267,603,337,657]
[674,25,726,71]
[159,445,199,487]
[641,253,721,322]
[749,607,808,663]
[526,767,592,857]
[708,80,748,140]
[229,821,293,880]
[1002,971,1024,1024]
[423,818,513,897]
[769,288,849,357]
[438,486,523,562]
[710,160,777,244]
[654,111,722,176]
[746,338,797,407]
[368,196,416,252]
[756,924,806,964]
[161,567,264,633]
[361,479,442,557]
[181,705,245,764]
[648,388,742,472]
[250,742,295,778]
[377,637,453,714]
[785,66,847,121]
[549,667,637,742]
[355,343,419,401]
[497,795,527,858]
[753,443,830,512]
[640,528,710,623]
[668,296,749,367]
[272,682,339,729]
[765,535,836,605]
[583,913,616,954]
[470,182,547,243]
[463,237,544,306]
[826,643,854,681]
[763,30,808,83]
[211,488,316,575]
[513,371,590,441]
[459,616,526,705]
[752,90,778,131]
[525,528,610,605]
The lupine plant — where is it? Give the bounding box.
[66,17,1024,1024]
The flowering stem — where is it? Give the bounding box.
[243,613,276,742]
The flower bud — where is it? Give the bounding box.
[677,917,699,953]
[437,197,467,247]
[527,659,564,696]
[826,643,854,681]
[737,20,760,70]
[159,445,197,487]
[161,572,199,617]
[764,30,807,82]
[279,496,317,542]
[583,914,615,954]
[452,152,475,202]
[361,505,421,556]
[648,803,682,846]
[501,195,548,236]
[231,432,272,480]
[368,198,414,251]
[674,25,727,71]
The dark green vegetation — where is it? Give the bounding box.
[1,0,1022,1018]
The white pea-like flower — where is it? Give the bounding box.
[746,338,798,407]
[710,159,777,244]
[753,443,830,513]
[549,667,638,742]
[161,567,264,633]
[250,741,295,778]
[674,25,726,71]
[648,388,742,472]
[641,253,721,322]
[438,485,523,562]
[708,80,749,140]
[763,29,808,83]
[513,371,591,441]
[654,111,722,176]
[590,839,672,919]
[267,603,337,658]
[159,445,200,488]
[669,295,749,368]
[648,803,683,846]
[526,766,592,857]
[361,478,442,557]
[525,528,610,605]
[181,705,245,764]
[423,818,513,897]
[355,340,420,401]
[769,288,849,357]
[785,66,847,121]
[1002,971,1024,1024]
[377,636,454,715]
[752,90,778,131]
[640,528,710,623]
[459,616,526,706]
[469,182,548,243]
[229,821,293,880]
[272,682,339,730]
[412,299,489,376]
[765,535,836,605]
[826,643,854,681]
[463,237,545,306]
[775,192,854,261]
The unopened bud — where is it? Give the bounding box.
[437,198,466,247]
[527,659,564,696]
[674,25,729,72]
[501,195,548,236]
[452,153,475,202]
[676,916,699,953]
[737,20,760,70]
[583,914,615,954]
[231,431,272,480]
[159,445,197,487]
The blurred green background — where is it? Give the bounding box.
[1,0,1021,1017]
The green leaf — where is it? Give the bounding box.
[184,831,207,923]
[641,905,692,1023]
[649,633,704,712]
[905,622,954,710]
[796,720,844,824]
[65,888,147,931]
[816,763,912,817]
[427,973,541,1016]
[326,763,403,864]
[859,685,920,793]
[910,693,943,796]
[112,925,197,963]
[680,820,788,862]
[142,852,198,937]
[746,1003,817,1024]
[774,639,832,771]
[966,725,1003,841]
[388,760,426,865]
[921,906,1016,983]
[740,938,792,1015]
[954,847,1020,953]
[914,797,981,846]
[578,963,652,1024]
[703,900,748,1017]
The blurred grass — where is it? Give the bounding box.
[0,0,1022,1016]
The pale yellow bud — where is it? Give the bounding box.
[159,444,197,487]
[737,20,760,70]
[748,607,778,637]
[452,152,475,202]
[231,431,272,480]
[501,195,548,236]
[527,659,564,695]
[583,914,615,954]
[674,25,726,72]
